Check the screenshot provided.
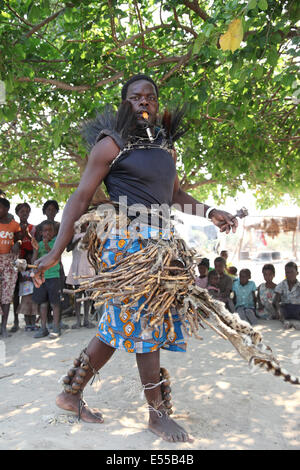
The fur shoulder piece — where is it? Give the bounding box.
[160,105,188,148]
[80,101,137,151]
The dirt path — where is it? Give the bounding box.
[0,318,299,450]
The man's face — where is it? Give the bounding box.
[214,261,225,275]
[285,267,297,282]
[125,80,159,126]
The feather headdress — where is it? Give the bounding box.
[80,101,137,151]
[81,102,188,151]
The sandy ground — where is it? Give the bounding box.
[0,315,299,451]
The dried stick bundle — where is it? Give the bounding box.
[73,206,300,386]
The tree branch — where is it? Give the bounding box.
[24,7,70,39]
[172,7,198,38]
[181,178,218,191]
[105,24,176,54]
[160,52,192,83]
[133,0,145,46]
[182,1,210,21]
[107,0,118,44]
[17,71,124,92]
[0,177,78,189]
[4,3,33,26]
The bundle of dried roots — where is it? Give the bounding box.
[70,206,300,386]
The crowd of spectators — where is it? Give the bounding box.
[1,191,299,338]
[0,192,95,339]
[196,250,300,329]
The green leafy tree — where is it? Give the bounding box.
[0,0,299,207]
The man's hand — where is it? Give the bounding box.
[31,251,60,288]
[209,209,238,234]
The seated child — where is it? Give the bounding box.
[195,258,209,289]
[273,261,300,327]
[207,270,221,299]
[257,264,277,320]
[227,266,238,280]
[233,269,258,325]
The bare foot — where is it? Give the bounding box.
[56,391,104,423]
[148,410,193,443]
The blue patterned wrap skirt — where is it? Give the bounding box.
[96,225,187,354]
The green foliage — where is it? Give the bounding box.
[0,0,299,208]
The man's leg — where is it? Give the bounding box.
[50,303,61,337]
[56,336,115,423]
[0,304,11,337]
[11,283,20,332]
[136,350,191,442]
[40,302,48,330]
[83,299,95,328]
[34,302,49,338]
[72,291,82,329]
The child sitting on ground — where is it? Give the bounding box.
[273,261,300,329]
[232,268,258,325]
[195,258,210,289]
[257,264,277,320]
[207,270,221,299]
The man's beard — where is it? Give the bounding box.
[133,116,156,138]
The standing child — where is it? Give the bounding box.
[0,198,21,337]
[17,252,37,331]
[233,269,258,325]
[11,202,36,333]
[32,221,61,339]
[66,224,95,329]
[257,264,277,320]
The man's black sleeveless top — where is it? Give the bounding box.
[104,133,176,208]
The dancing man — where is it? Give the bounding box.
[33,74,238,442]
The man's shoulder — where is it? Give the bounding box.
[89,136,120,165]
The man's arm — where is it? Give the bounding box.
[171,152,238,233]
[33,136,120,286]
